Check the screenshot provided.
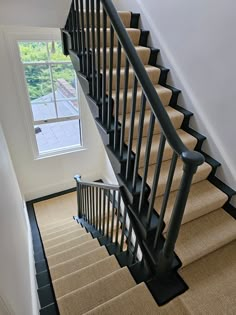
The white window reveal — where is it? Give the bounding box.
[18,40,82,157]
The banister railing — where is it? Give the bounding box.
[74,175,140,259]
[65,0,205,275]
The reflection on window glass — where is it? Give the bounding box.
[19,42,48,62]
[56,100,79,118]
[51,64,76,100]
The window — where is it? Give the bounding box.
[18,40,82,157]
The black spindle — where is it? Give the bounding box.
[75,0,81,54]
[102,9,107,125]
[79,0,86,73]
[107,26,114,129]
[154,152,178,249]
[85,0,90,77]
[96,0,101,103]
[138,112,155,213]
[147,133,166,226]
[132,93,147,190]
[91,0,96,97]
[125,75,138,179]
[113,41,121,151]
[119,59,129,158]
[115,192,121,244]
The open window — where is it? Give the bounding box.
[18,40,82,157]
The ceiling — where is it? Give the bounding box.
[0,0,71,28]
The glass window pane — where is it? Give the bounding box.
[56,100,79,118]
[51,64,77,100]
[48,41,69,62]
[31,101,57,121]
[18,41,48,62]
[35,120,81,153]
[24,65,53,101]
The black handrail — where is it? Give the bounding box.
[101,0,204,168]
[64,0,205,276]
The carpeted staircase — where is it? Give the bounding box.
[30,3,236,314]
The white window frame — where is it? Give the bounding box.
[4,28,85,160]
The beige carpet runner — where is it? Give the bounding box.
[33,10,236,315]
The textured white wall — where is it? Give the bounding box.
[0,26,116,200]
[0,124,39,315]
[115,0,236,204]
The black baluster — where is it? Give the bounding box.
[85,0,90,77]
[113,41,121,151]
[96,0,101,103]
[102,8,107,125]
[107,26,114,129]
[79,0,86,73]
[91,0,96,97]
[126,75,138,179]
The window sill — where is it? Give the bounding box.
[34,145,87,160]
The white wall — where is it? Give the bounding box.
[0,26,116,200]
[0,0,71,28]
[0,124,38,315]
[115,0,236,204]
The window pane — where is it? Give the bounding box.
[24,65,53,101]
[51,64,77,100]
[31,101,57,121]
[19,42,48,62]
[56,100,79,118]
[35,120,81,153]
[48,41,69,62]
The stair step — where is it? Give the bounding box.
[40,217,74,231]
[45,233,93,256]
[174,208,236,267]
[99,46,151,68]
[123,106,184,141]
[179,241,236,315]
[154,180,228,227]
[50,246,109,280]
[88,28,141,47]
[84,283,159,315]
[82,11,132,28]
[57,267,136,315]
[132,129,197,168]
[140,160,212,197]
[107,65,160,90]
[47,238,100,267]
[42,224,83,241]
[40,220,78,236]
[53,255,120,298]
[43,228,87,249]
[113,85,173,116]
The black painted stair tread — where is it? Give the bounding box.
[122,106,184,141]
[45,233,93,256]
[84,283,160,315]
[49,246,109,280]
[154,180,228,227]
[173,208,236,267]
[132,129,198,168]
[57,267,136,315]
[53,255,120,298]
[47,238,100,267]
[140,160,212,197]
[43,228,87,249]
[41,223,83,241]
[106,64,161,90]
[112,84,172,115]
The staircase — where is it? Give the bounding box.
[29,0,236,314]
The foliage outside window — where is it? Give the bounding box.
[18,41,82,156]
